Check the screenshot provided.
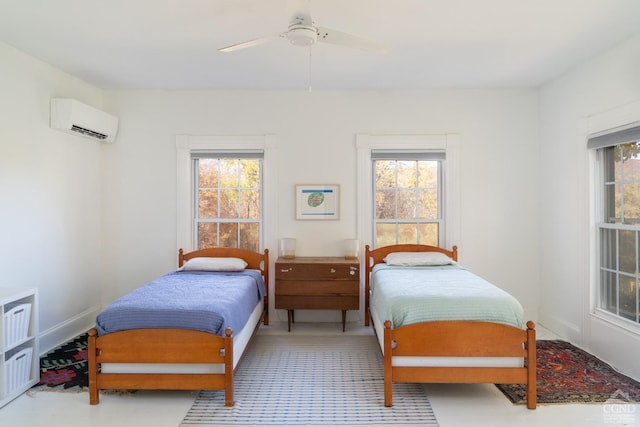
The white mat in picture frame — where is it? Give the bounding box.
[295,184,340,220]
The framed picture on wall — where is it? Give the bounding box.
[295,184,340,220]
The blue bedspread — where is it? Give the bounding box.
[96,270,266,337]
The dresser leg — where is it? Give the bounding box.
[287,310,294,332]
[342,310,347,332]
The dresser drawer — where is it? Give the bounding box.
[275,263,358,281]
[275,281,359,296]
[275,295,359,311]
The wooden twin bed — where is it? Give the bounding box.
[88,247,269,406]
[88,243,535,410]
[364,244,537,409]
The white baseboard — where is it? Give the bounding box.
[538,310,581,342]
[39,305,100,355]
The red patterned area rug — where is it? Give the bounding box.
[33,332,89,391]
[496,340,640,404]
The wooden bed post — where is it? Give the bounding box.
[451,245,458,262]
[364,245,371,327]
[262,248,269,326]
[178,248,185,267]
[526,321,537,409]
[383,321,393,407]
[88,328,99,405]
[224,328,234,406]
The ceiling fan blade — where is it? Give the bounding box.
[316,26,389,53]
[219,33,284,52]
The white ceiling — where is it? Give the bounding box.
[1,0,639,91]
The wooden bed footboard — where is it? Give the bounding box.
[383,320,537,409]
[88,327,235,406]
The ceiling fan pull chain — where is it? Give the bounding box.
[308,47,313,92]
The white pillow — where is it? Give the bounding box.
[384,251,454,266]
[179,257,248,272]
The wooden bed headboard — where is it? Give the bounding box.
[364,243,458,271]
[178,247,269,279]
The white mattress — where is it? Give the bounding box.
[101,299,263,374]
[370,303,523,368]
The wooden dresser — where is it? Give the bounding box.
[275,257,359,331]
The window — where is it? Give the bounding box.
[193,153,262,251]
[356,134,459,251]
[372,152,444,247]
[591,125,640,325]
[176,135,276,253]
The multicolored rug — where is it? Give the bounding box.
[34,332,89,390]
[181,335,439,426]
[496,340,640,405]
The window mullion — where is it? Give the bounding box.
[615,229,620,317]
[193,158,200,248]
[394,166,399,242]
[634,231,640,323]
[236,166,241,245]
[621,151,625,223]
[438,160,444,247]
[637,230,640,323]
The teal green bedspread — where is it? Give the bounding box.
[370,264,524,329]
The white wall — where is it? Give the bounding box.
[102,89,540,325]
[0,39,542,349]
[0,43,106,352]
[539,33,640,379]
[5,27,640,380]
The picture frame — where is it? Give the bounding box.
[295,184,340,220]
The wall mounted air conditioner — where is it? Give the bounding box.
[50,98,119,143]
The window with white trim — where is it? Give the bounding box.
[356,134,459,252]
[372,151,444,247]
[192,151,263,252]
[591,125,640,325]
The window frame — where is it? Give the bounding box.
[587,97,640,334]
[591,133,640,330]
[176,135,277,253]
[356,134,460,251]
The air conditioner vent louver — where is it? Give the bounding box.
[71,125,108,140]
[50,98,118,143]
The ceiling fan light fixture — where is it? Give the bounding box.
[287,24,317,47]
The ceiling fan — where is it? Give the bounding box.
[219,9,389,54]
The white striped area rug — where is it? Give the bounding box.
[180,334,438,427]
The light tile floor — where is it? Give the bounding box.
[1,322,638,427]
